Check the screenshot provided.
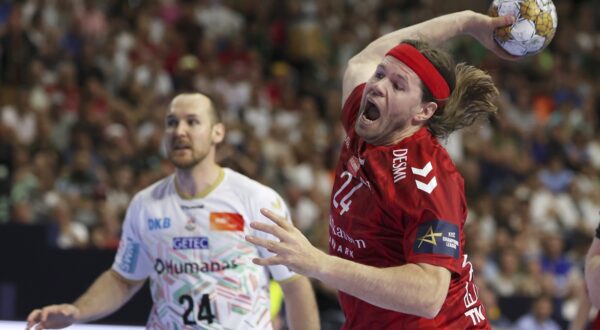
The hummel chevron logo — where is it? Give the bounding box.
[415,177,437,194]
[410,162,437,193]
[411,162,432,177]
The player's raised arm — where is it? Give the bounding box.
[26,269,145,330]
[342,10,515,104]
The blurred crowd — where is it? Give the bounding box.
[1,0,599,327]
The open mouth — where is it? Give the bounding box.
[362,100,381,122]
[173,141,191,151]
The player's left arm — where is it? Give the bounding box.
[279,275,320,330]
[585,226,600,308]
[247,208,451,319]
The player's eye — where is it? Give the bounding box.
[374,72,384,80]
[166,118,178,127]
[187,119,199,126]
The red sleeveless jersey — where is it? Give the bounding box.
[328,84,490,329]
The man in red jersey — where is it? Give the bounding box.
[246,10,515,329]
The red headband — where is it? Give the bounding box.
[385,43,450,103]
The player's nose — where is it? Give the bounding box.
[370,79,385,97]
[174,121,188,136]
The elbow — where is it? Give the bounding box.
[416,268,450,319]
[343,56,362,81]
[347,54,363,68]
[425,300,445,319]
[394,288,446,319]
[346,52,376,72]
[415,297,445,319]
[387,263,451,318]
[412,278,448,319]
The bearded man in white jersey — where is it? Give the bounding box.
[26,93,320,330]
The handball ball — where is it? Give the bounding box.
[489,0,558,56]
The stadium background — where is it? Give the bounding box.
[0,0,599,328]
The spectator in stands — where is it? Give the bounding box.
[489,247,524,297]
[540,233,582,299]
[50,201,89,249]
[514,295,561,330]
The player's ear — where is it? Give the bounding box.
[211,123,225,144]
[415,101,437,121]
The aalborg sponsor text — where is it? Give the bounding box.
[329,216,365,249]
[154,259,239,275]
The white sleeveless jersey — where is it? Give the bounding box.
[112,168,296,330]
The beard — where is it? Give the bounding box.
[168,149,205,169]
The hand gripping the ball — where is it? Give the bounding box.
[463,10,519,60]
[488,0,558,56]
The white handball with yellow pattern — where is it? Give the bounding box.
[489,0,558,56]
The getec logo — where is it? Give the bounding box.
[173,236,209,250]
[154,259,239,275]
